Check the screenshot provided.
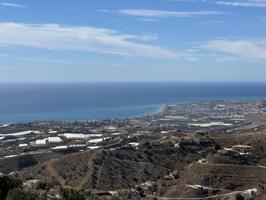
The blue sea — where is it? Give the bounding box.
[0,82,266,123]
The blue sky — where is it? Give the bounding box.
[0,0,266,82]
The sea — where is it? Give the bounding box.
[0,82,266,123]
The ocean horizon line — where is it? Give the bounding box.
[1,99,266,125]
[1,81,266,85]
[1,83,266,123]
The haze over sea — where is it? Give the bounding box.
[1,83,266,123]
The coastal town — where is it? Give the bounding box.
[1,0,266,199]
[1,100,266,199]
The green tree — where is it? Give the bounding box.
[6,188,39,200]
[0,175,22,200]
[59,187,86,200]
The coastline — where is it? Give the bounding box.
[1,98,265,125]
[1,82,266,124]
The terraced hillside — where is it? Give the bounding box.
[19,140,212,190]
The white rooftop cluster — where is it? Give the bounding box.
[35,139,47,146]
[0,130,33,137]
[60,133,103,140]
[35,137,63,146]
[188,122,232,127]
[89,134,103,137]
[88,138,105,143]
[69,144,86,148]
[61,133,88,140]
[47,137,63,143]
[51,144,87,151]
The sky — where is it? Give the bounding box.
[0,0,266,82]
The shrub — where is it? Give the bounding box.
[59,187,86,200]
[0,175,22,200]
[6,188,39,200]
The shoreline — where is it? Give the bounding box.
[1,82,266,124]
[0,98,265,125]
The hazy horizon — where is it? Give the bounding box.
[1,81,266,84]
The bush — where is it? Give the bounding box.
[6,188,39,200]
[235,193,244,200]
[59,187,86,200]
[0,175,22,200]
[37,179,55,191]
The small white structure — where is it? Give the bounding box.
[198,158,207,164]
[128,142,140,147]
[0,124,10,128]
[140,181,155,190]
[47,137,63,144]
[0,130,33,137]
[32,131,42,134]
[188,122,232,127]
[240,188,258,199]
[108,191,118,197]
[160,131,170,134]
[35,139,47,146]
[87,146,101,150]
[105,126,117,130]
[52,146,68,150]
[111,132,121,136]
[19,144,28,148]
[88,138,104,144]
[35,137,62,146]
[4,155,18,158]
[88,134,103,137]
[69,144,86,148]
[48,130,58,134]
[186,184,213,190]
[61,133,87,140]
[169,173,175,180]
[174,143,180,148]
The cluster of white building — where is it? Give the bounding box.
[34,137,63,146]
[16,130,110,149]
[59,133,103,140]
[188,122,233,127]
[17,133,107,148]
